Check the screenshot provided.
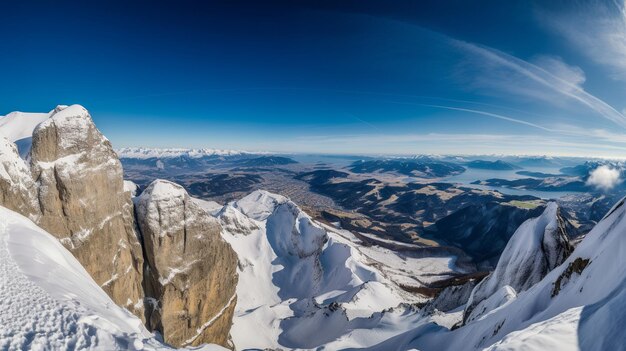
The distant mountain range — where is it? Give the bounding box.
[465,160,521,170]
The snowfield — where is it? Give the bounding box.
[215,190,463,350]
[0,206,225,351]
[0,110,53,158]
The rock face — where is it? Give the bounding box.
[0,136,38,219]
[28,105,145,319]
[463,202,572,323]
[0,104,241,346]
[135,179,238,348]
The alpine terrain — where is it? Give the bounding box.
[1,105,626,350]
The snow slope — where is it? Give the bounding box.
[215,190,462,350]
[373,197,626,351]
[0,109,54,158]
[464,202,571,323]
[0,205,225,351]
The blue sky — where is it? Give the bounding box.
[2,0,626,157]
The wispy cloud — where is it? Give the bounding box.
[388,102,555,132]
[453,40,626,128]
[538,0,626,79]
[275,132,626,158]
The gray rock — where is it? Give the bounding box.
[135,179,238,348]
[29,105,145,319]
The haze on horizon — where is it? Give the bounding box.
[2,0,626,158]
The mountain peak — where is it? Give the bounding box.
[464,202,572,323]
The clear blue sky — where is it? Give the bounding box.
[2,0,626,157]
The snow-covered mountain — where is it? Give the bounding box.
[463,203,572,323]
[215,190,466,350]
[116,147,260,159]
[2,104,626,350]
[365,198,626,350]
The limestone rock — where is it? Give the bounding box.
[29,104,145,319]
[135,179,238,348]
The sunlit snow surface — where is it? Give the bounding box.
[368,198,626,351]
[218,190,464,350]
[0,206,225,351]
[0,110,51,158]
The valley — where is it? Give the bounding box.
[1,105,625,350]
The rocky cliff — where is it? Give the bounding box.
[28,105,146,318]
[135,179,238,348]
[0,104,241,347]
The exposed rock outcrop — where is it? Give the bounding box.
[0,136,38,219]
[463,202,572,323]
[29,105,145,319]
[135,179,238,348]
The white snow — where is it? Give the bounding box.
[464,202,570,323]
[376,196,626,351]
[0,111,50,141]
[137,179,187,202]
[220,190,453,350]
[324,223,465,287]
[124,180,139,197]
[116,147,262,159]
[0,205,225,351]
[466,285,517,323]
[216,204,258,235]
[191,198,223,216]
[0,110,52,158]
[0,137,33,193]
[233,190,288,221]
